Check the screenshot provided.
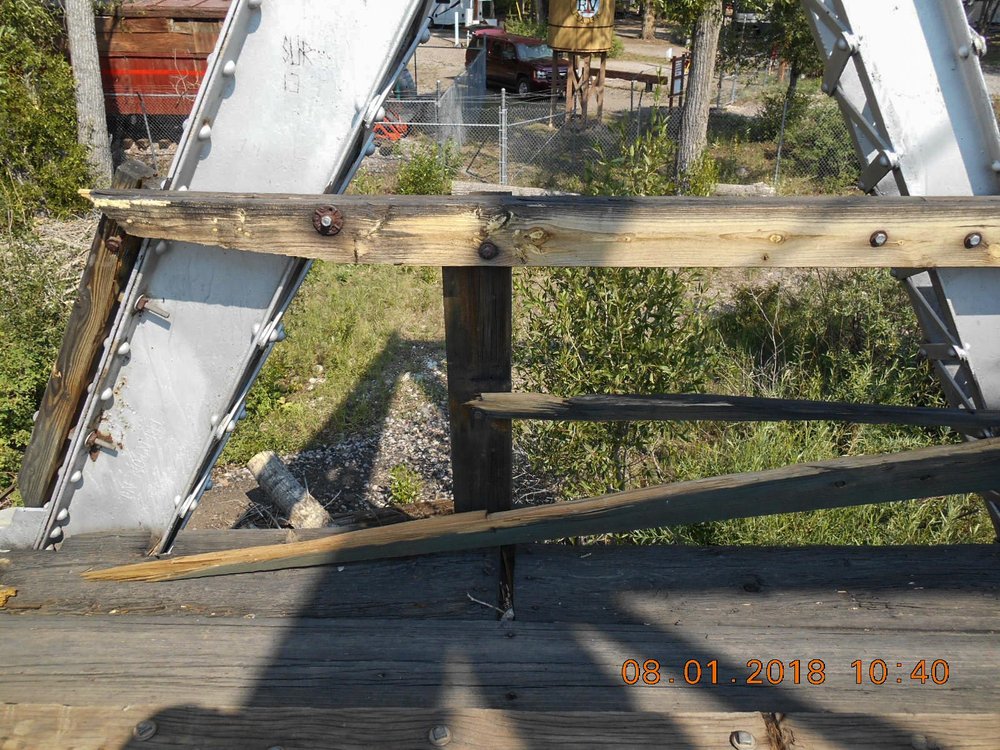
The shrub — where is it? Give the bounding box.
[396,143,458,196]
[781,98,857,192]
[389,464,423,504]
[752,87,809,141]
[0,0,91,232]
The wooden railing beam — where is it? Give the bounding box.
[87,189,1000,268]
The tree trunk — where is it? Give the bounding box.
[65,0,113,185]
[675,1,724,185]
[533,0,547,25]
[641,0,656,41]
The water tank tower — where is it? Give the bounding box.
[547,0,616,121]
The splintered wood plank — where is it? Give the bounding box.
[467,392,1000,430]
[513,545,1000,631]
[18,161,154,509]
[0,616,996,714]
[83,438,1000,581]
[87,189,1000,268]
[0,705,774,749]
[0,531,497,619]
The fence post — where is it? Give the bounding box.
[500,87,508,185]
[442,266,514,611]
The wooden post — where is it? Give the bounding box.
[580,53,592,122]
[596,51,607,120]
[565,53,577,117]
[442,266,513,611]
[549,50,558,127]
[18,159,154,508]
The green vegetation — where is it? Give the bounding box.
[396,143,459,196]
[389,463,424,505]
[0,0,90,233]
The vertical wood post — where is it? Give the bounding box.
[18,160,153,508]
[581,53,592,122]
[442,266,513,611]
[596,52,607,120]
[566,53,577,117]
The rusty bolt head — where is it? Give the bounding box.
[964,232,983,249]
[106,236,123,254]
[478,240,500,260]
[313,206,344,236]
[869,230,888,248]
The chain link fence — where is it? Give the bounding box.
[107,59,857,196]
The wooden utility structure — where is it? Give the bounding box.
[3,0,1000,745]
[548,0,615,121]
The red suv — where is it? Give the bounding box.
[465,28,567,95]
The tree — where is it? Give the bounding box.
[642,0,656,40]
[64,0,112,184]
[675,0,724,181]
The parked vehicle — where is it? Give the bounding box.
[465,28,567,95]
[428,0,496,27]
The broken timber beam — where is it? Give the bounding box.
[466,393,1000,431]
[87,189,1000,268]
[85,437,1000,582]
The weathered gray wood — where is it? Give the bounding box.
[84,438,1000,581]
[0,704,776,749]
[88,189,1000,268]
[514,545,1000,631]
[467,392,1000,430]
[19,161,154,508]
[1,615,996,713]
[0,530,496,619]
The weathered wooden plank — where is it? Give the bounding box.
[83,438,1000,581]
[0,530,496,619]
[777,714,1000,750]
[0,705,776,749]
[1,615,995,713]
[514,545,1000,631]
[88,189,1000,268]
[18,161,155,509]
[467,392,1000,430]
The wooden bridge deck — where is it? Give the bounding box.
[1,531,998,748]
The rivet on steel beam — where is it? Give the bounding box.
[48,526,63,541]
[100,388,114,403]
[222,60,237,77]
[964,232,983,249]
[313,206,344,236]
[70,470,83,484]
[428,725,452,747]
[869,231,888,248]
[86,431,117,452]
[154,241,169,255]
[959,45,971,59]
[56,508,69,522]
[105,236,123,254]
[247,0,262,8]
[133,720,158,742]
[173,495,183,507]
[365,139,377,156]
[730,730,757,750]
[420,27,431,44]
[478,240,500,260]
[198,123,212,141]
[117,342,131,357]
[991,160,1000,173]
[177,185,189,191]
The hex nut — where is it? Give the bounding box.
[133,720,157,742]
[964,232,983,249]
[428,724,452,747]
[869,230,888,248]
[730,730,757,750]
[313,206,345,236]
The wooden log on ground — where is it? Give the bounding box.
[466,392,1000,430]
[83,437,1000,581]
[247,451,331,528]
[18,161,154,508]
[87,189,1000,268]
